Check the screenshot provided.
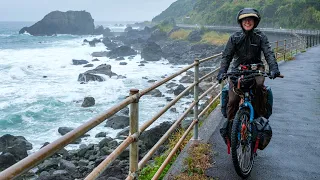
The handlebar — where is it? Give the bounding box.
[222,70,284,80]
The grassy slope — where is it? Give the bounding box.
[153,0,320,29]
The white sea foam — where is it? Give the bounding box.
[0,34,188,151]
[0,34,11,37]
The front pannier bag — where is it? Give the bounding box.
[253,117,272,150]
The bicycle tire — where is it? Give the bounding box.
[231,108,255,178]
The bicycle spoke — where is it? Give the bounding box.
[231,109,254,178]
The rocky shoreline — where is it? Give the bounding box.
[2,12,224,179]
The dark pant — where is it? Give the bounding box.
[227,75,266,120]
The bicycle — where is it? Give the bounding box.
[221,64,283,178]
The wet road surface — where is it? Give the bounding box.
[206,46,320,180]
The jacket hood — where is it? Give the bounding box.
[237,8,261,29]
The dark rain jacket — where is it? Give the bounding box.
[219,29,280,73]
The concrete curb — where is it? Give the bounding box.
[164,105,225,180]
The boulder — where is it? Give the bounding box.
[72,59,89,65]
[87,38,101,47]
[179,75,194,83]
[107,46,137,58]
[97,160,128,180]
[102,27,114,37]
[93,26,113,37]
[118,27,152,46]
[119,107,129,116]
[83,64,94,68]
[102,37,118,50]
[98,137,117,149]
[146,89,163,97]
[141,41,162,61]
[85,64,115,77]
[105,115,129,129]
[59,159,77,173]
[93,25,104,35]
[81,97,95,107]
[116,57,125,61]
[173,84,189,96]
[0,134,32,161]
[149,29,167,41]
[139,121,173,150]
[91,51,108,57]
[116,127,129,139]
[58,127,74,135]
[78,64,117,82]
[78,73,105,82]
[161,41,191,63]
[0,152,16,171]
[187,30,202,42]
[95,132,107,138]
[19,11,95,36]
[166,82,178,88]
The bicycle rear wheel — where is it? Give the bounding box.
[231,108,255,178]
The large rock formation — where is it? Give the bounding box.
[0,134,33,171]
[19,11,95,36]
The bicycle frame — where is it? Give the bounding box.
[240,93,255,122]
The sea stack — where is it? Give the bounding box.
[19,10,95,36]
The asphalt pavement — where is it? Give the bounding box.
[206,45,320,180]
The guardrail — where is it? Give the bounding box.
[177,24,320,35]
[271,33,319,61]
[1,31,319,180]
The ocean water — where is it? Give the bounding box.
[0,21,187,151]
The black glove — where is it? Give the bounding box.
[270,70,280,79]
[216,71,225,84]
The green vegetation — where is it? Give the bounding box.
[152,0,197,23]
[174,143,214,180]
[156,23,174,33]
[155,18,176,33]
[203,97,220,118]
[154,0,320,29]
[139,153,178,180]
[168,28,229,45]
[169,29,192,40]
[139,93,220,179]
[139,128,193,180]
[201,31,230,46]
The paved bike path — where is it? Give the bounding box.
[206,46,320,180]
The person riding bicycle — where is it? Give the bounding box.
[216,8,281,136]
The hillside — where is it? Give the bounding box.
[153,0,320,29]
[152,0,197,23]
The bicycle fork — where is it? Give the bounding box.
[241,100,259,153]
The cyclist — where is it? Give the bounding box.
[216,8,281,138]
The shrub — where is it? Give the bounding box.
[170,29,192,40]
[201,31,230,46]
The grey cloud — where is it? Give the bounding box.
[0,0,176,21]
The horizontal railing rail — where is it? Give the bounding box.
[177,24,320,35]
[1,30,319,180]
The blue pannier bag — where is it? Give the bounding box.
[220,83,229,118]
[220,84,273,119]
[265,86,273,119]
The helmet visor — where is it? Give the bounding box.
[238,13,259,20]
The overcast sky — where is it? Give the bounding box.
[0,0,176,22]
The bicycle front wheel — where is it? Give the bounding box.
[231,108,255,178]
